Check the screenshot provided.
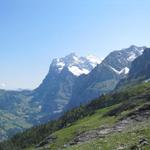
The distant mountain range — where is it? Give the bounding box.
[0,45,149,141]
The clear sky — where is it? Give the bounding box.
[0,0,150,89]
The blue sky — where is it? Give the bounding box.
[0,0,150,89]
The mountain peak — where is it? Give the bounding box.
[86,55,102,65]
[66,52,77,57]
[129,45,138,49]
[51,53,101,76]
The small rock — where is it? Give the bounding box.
[69,141,77,145]
[63,144,69,148]
[130,145,140,150]
[35,135,57,148]
[139,138,149,146]
[116,144,126,150]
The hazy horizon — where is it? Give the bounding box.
[1,0,150,89]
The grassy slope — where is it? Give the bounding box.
[47,106,117,149]
[26,105,118,150]
[39,108,150,150]
[66,120,150,150]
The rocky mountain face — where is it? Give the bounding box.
[103,45,145,72]
[32,53,101,120]
[117,48,150,88]
[66,45,146,109]
[128,48,150,80]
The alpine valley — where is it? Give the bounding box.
[0,45,150,150]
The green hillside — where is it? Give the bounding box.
[0,82,150,150]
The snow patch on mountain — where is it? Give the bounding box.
[120,67,130,74]
[86,55,102,67]
[68,66,89,76]
[127,46,145,62]
[109,66,129,75]
[127,52,137,61]
[56,61,65,71]
[109,66,120,74]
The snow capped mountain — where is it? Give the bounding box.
[51,53,101,76]
[103,45,146,74]
[33,53,101,119]
[49,46,143,78]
